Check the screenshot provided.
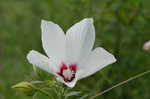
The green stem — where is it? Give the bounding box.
[90,70,150,99]
[32,92,37,99]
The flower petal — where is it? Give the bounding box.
[77,47,116,80]
[65,18,95,64]
[27,50,57,74]
[41,20,66,61]
[56,76,78,88]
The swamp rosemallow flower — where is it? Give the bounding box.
[143,40,150,50]
[27,18,116,88]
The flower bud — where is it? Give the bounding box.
[12,82,35,96]
[31,80,57,87]
[143,40,150,51]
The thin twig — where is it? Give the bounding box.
[90,70,150,99]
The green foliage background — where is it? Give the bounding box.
[0,0,150,99]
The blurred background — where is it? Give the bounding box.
[0,0,150,99]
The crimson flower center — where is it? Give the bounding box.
[57,63,77,82]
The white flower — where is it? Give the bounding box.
[27,18,116,88]
[143,40,150,50]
